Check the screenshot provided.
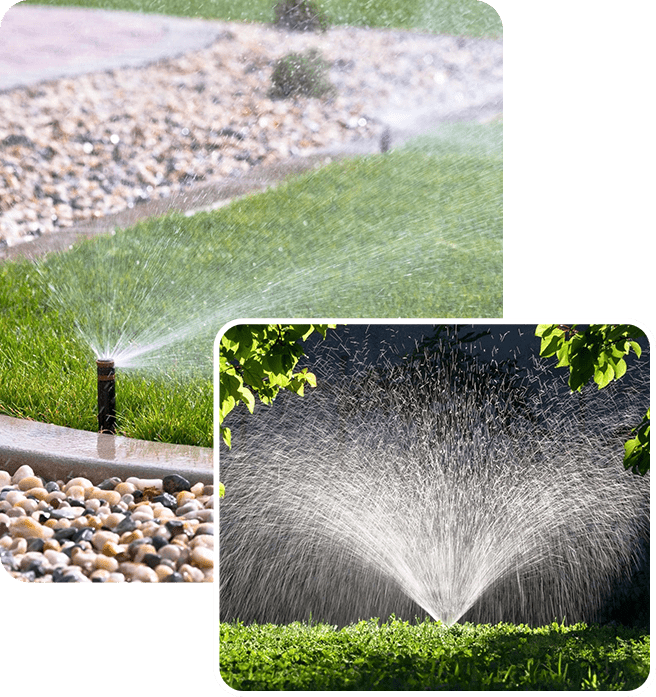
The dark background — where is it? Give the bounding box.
[0,0,656,697]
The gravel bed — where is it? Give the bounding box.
[0,464,213,582]
[0,21,502,248]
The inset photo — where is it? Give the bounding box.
[218,322,649,691]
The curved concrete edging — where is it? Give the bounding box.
[0,414,213,486]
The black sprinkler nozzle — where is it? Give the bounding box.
[96,358,116,434]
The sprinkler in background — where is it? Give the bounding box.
[380,126,392,153]
[96,358,116,434]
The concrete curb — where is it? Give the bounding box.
[0,414,213,485]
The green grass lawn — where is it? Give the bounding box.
[219,617,650,690]
[20,0,502,37]
[1,124,500,447]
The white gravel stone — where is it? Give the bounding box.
[191,546,214,569]
[190,534,214,550]
[17,475,43,491]
[16,498,39,514]
[66,485,86,501]
[131,505,155,522]
[24,486,49,500]
[91,530,120,552]
[179,563,205,582]
[11,465,35,484]
[159,544,183,564]
[126,477,163,491]
[88,488,121,506]
[5,490,25,506]
[44,549,70,568]
[11,516,52,539]
[64,477,94,494]
[94,554,119,573]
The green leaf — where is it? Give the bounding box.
[221,425,231,449]
[219,391,236,421]
[540,329,565,359]
[218,324,333,448]
[221,334,240,355]
[623,409,650,475]
[242,359,267,389]
[593,361,614,389]
[612,357,627,381]
[554,341,570,368]
[237,383,256,413]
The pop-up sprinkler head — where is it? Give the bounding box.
[96,358,116,434]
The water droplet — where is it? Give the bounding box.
[110,134,120,144]
[82,142,93,154]
[358,117,367,127]
[181,127,190,136]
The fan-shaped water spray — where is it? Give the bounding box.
[33,122,501,378]
[219,337,649,627]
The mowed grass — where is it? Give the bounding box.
[19,0,503,37]
[0,125,501,445]
[0,259,214,446]
[219,617,650,691]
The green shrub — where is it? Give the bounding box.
[270,49,334,99]
[273,0,330,32]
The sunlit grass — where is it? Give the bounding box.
[18,0,502,37]
[219,617,649,690]
[0,259,213,446]
[0,124,501,444]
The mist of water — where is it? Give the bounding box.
[35,134,500,375]
[219,342,649,627]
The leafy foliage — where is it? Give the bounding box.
[623,408,650,476]
[535,324,649,475]
[219,323,334,448]
[270,49,335,99]
[219,617,649,690]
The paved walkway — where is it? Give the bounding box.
[0,2,226,91]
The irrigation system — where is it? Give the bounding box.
[96,358,116,434]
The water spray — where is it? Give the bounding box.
[219,343,650,627]
[96,358,116,434]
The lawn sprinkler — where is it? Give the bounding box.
[96,358,116,434]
